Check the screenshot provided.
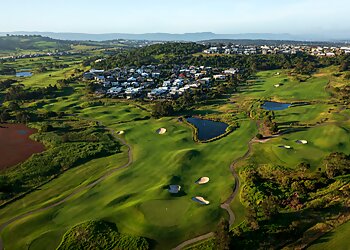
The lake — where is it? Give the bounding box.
[261,101,291,111]
[186,117,228,141]
[0,124,45,170]
[16,71,33,77]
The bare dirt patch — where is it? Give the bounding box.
[0,123,45,171]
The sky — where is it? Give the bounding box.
[1,0,349,35]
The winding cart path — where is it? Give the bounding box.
[0,129,132,250]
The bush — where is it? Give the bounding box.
[256,133,263,140]
[58,221,149,250]
[40,124,54,132]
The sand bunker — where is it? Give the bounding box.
[195,177,210,184]
[296,140,308,144]
[117,131,125,135]
[192,196,210,205]
[279,145,292,149]
[168,185,181,194]
[157,128,167,135]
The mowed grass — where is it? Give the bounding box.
[307,221,350,250]
[247,122,350,170]
[274,104,331,126]
[0,55,85,88]
[0,114,257,249]
[240,69,331,102]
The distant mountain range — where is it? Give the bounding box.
[1,31,349,42]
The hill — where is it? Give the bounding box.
[0,35,71,52]
[2,31,350,42]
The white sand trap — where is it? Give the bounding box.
[117,131,125,135]
[157,128,167,135]
[192,196,210,205]
[168,185,181,194]
[274,84,280,88]
[279,145,292,149]
[195,177,210,184]
[296,140,308,144]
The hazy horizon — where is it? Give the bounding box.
[1,0,349,37]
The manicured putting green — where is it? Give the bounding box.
[139,199,190,227]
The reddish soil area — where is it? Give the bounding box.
[0,123,45,171]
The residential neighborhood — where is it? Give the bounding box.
[202,43,350,56]
[83,65,238,100]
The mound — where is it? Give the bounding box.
[192,196,210,205]
[156,128,167,135]
[195,177,210,184]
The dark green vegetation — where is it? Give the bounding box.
[230,163,349,249]
[0,35,71,52]
[57,220,149,250]
[0,40,349,250]
[0,119,120,204]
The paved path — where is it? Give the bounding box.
[0,128,132,250]
[220,138,254,225]
[172,232,215,250]
[172,133,256,250]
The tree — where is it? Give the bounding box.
[0,110,10,122]
[339,61,349,72]
[324,152,350,178]
[41,124,54,132]
[261,196,279,219]
[151,101,174,118]
[256,133,264,140]
[8,101,20,111]
[215,219,230,250]
[298,162,311,172]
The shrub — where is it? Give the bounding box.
[256,133,263,140]
[58,221,149,250]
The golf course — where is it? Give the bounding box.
[0,40,349,250]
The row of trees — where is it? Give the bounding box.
[92,41,350,75]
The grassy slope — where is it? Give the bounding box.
[240,69,330,102]
[307,221,350,250]
[0,55,84,88]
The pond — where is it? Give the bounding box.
[16,71,33,77]
[0,124,45,170]
[186,117,229,141]
[261,101,291,111]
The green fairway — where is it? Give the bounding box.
[247,122,350,169]
[240,69,331,102]
[0,114,257,249]
[307,221,350,250]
